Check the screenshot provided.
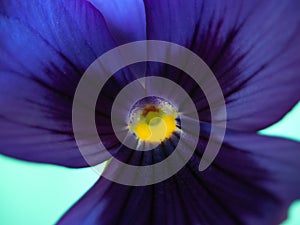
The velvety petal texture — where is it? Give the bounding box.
[144,0,300,131]
[57,130,300,225]
[0,0,116,167]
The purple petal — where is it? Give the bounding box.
[144,0,300,131]
[57,129,300,225]
[0,0,116,167]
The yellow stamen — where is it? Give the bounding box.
[133,107,177,143]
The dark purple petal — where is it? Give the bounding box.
[144,0,300,131]
[0,0,116,167]
[57,129,300,225]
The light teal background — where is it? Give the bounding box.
[0,103,299,225]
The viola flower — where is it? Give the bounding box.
[1,0,300,224]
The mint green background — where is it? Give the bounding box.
[0,103,299,225]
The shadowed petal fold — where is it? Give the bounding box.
[88,0,147,77]
[88,0,146,44]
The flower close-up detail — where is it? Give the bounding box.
[1,0,300,225]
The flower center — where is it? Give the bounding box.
[128,97,178,143]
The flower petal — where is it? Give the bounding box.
[57,129,300,225]
[0,0,116,167]
[143,0,300,131]
[88,0,147,77]
[88,0,146,44]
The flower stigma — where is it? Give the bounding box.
[128,97,179,143]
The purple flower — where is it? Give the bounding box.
[1,0,300,224]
